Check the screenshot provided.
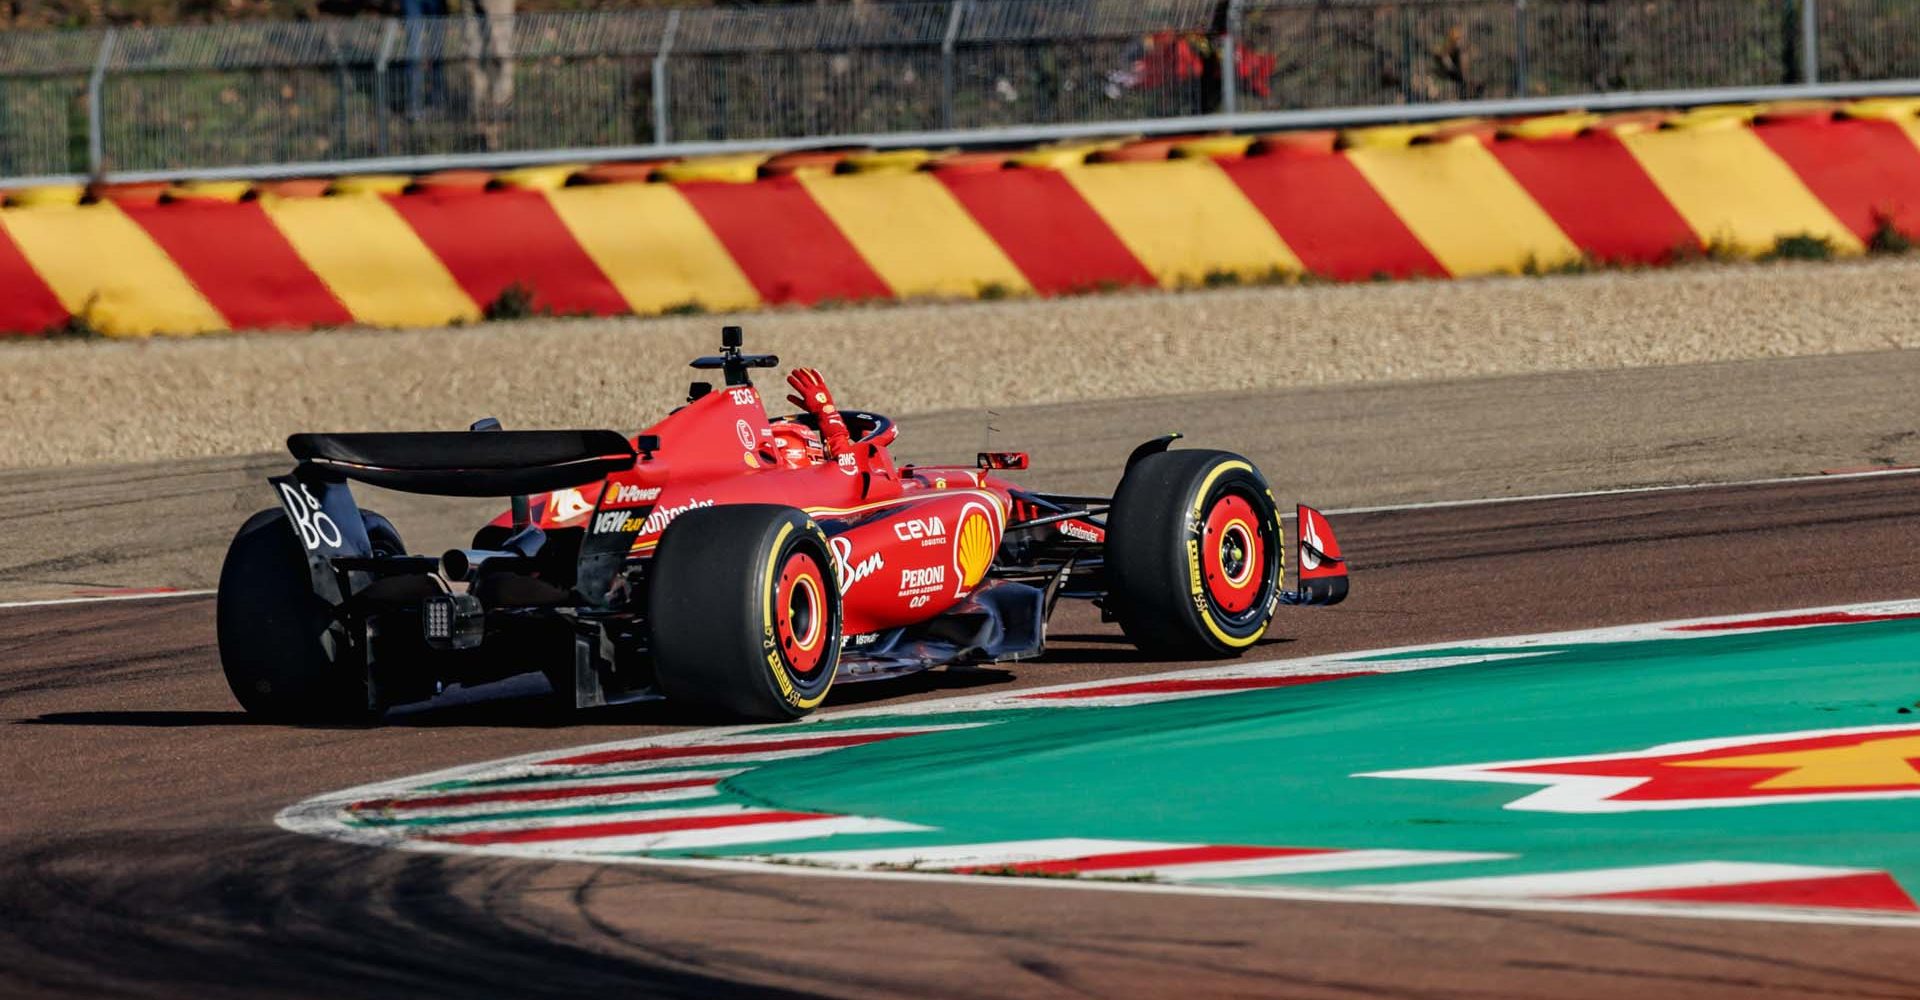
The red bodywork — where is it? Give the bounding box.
[486,385,1055,636]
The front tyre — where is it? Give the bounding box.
[217,508,377,721]
[1106,450,1283,658]
[650,505,841,720]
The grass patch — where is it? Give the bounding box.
[1521,253,1598,277]
[1869,212,1914,255]
[483,281,544,321]
[661,300,707,316]
[38,295,104,339]
[977,281,1013,301]
[1763,233,1836,262]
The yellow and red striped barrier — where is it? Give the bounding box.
[5,101,1920,336]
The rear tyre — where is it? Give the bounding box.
[1106,449,1283,658]
[650,504,841,720]
[216,508,378,722]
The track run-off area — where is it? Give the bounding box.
[5,466,1920,999]
[285,599,1920,930]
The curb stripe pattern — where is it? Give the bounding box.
[279,600,1920,925]
[10,108,1920,335]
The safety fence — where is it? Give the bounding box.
[2,0,1919,181]
[3,97,1918,337]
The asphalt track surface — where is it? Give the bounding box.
[3,468,1918,1000]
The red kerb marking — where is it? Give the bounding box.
[1670,611,1920,632]
[426,809,829,846]
[677,178,891,305]
[1592,872,1920,913]
[1018,672,1378,700]
[1219,155,1444,280]
[0,222,69,334]
[542,730,919,767]
[958,844,1327,875]
[351,775,718,813]
[934,168,1154,294]
[1487,133,1698,264]
[386,189,629,316]
[1753,118,1920,240]
[120,201,352,329]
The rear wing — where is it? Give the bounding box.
[288,430,636,497]
[271,429,646,608]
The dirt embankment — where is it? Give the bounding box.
[4,257,1918,470]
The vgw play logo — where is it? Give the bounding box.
[1366,724,1920,813]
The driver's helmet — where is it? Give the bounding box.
[764,420,825,469]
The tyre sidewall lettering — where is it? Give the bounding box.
[1185,461,1272,650]
[761,521,835,712]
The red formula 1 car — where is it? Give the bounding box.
[218,327,1348,722]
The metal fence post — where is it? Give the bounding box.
[86,28,115,178]
[652,9,679,146]
[1514,0,1529,96]
[941,0,965,130]
[374,19,399,157]
[1800,0,1819,84]
[1221,0,1244,115]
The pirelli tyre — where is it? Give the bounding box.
[650,504,842,720]
[216,508,401,722]
[1106,449,1284,658]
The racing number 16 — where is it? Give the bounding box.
[279,482,343,551]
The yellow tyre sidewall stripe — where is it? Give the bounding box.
[762,520,833,712]
[1186,459,1267,650]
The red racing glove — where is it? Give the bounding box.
[786,367,855,458]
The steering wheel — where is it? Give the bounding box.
[773,409,897,449]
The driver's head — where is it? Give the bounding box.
[764,420,825,469]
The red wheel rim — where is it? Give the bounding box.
[1200,493,1265,614]
[774,551,828,675]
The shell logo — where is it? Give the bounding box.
[953,505,997,595]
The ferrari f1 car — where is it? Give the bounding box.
[218,327,1348,722]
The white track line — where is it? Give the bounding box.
[0,589,213,610]
[1321,467,1920,517]
[351,785,725,824]
[1091,849,1512,882]
[462,816,932,855]
[761,839,1174,870]
[1356,862,1871,898]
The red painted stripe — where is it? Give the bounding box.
[1669,611,1920,632]
[385,190,629,316]
[119,201,352,329]
[1487,134,1699,264]
[1018,672,1378,701]
[427,809,828,846]
[351,775,718,813]
[0,223,69,334]
[1753,118,1920,240]
[959,844,1325,875]
[676,177,891,305]
[934,169,1155,294]
[1220,154,1445,280]
[1594,872,1920,913]
[544,729,920,767]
